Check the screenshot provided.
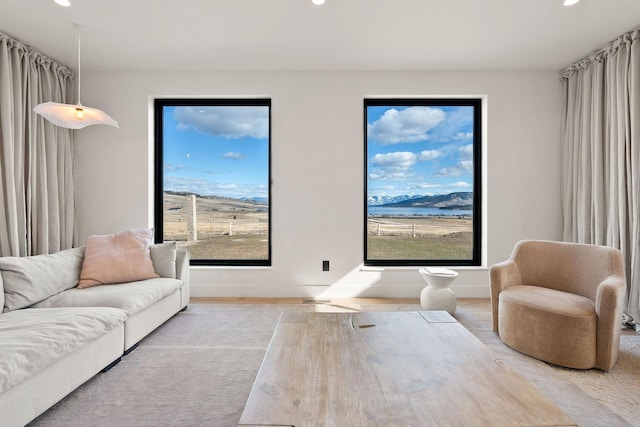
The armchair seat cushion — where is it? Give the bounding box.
[499,285,597,369]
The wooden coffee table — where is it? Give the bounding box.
[239,311,576,426]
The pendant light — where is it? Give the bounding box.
[34,25,118,129]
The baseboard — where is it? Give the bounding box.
[190,283,490,299]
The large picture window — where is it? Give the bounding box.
[365,98,482,266]
[154,99,271,266]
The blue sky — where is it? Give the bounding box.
[367,105,475,198]
[162,104,474,200]
[163,106,269,199]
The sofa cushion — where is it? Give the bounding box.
[150,242,177,279]
[79,228,159,288]
[31,278,183,317]
[0,247,85,312]
[0,307,127,394]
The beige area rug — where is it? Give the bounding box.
[452,300,640,427]
[556,334,640,424]
[28,301,640,427]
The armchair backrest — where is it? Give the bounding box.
[511,240,625,301]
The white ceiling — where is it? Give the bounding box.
[1,0,639,73]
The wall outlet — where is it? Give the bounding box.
[322,260,330,271]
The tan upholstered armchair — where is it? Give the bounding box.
[490,240,626,371]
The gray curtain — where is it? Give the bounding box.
[561,29,640,327]
[0,32,75,257]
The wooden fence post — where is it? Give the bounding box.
[187,194,197,242]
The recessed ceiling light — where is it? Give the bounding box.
[563,0,580,6]
[54,0,71,6]
[312,0,325,5]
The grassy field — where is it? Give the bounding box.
[367,234,473,260]
[164,193,473,260]
[184,235,269,260]
[163,193,269,260]
[367,216,473,260]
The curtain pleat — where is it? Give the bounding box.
[561,29,640,326]
[0,32,74,257]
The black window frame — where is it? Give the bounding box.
[364,98,482,267]
[154,98,272,267]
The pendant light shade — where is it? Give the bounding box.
[34,102,118,129]
[34,26,118,129]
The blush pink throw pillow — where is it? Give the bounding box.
[78,228,160,288]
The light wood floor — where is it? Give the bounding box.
[192,297,424,305]
[191,297,492,327]
[191,297,636,336]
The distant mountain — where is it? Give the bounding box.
[367,195,422,206]
[164,191,268,206]
[377,192,473,210]
[239,197,269,205]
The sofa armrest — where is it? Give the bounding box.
[594,275,627,370]
[176,249,190,308]
[489,259,522,333]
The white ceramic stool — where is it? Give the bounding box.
[418,267,458,315]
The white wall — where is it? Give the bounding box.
[75,70,563,298]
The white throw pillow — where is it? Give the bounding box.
[0,247,85,312]
[150,241,177,279]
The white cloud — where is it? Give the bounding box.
[410,183,440,191]
[454,132,473,140]
[164,162,185,172]
[369,152,418,180]
[438,160,474,177]
[222,152,244,160]
[370,151,417,169]
[164,176,210,193]
[174,106,268,139]
[368,107,445,144]
[217,183,239,190]
[164,176,267,198]
[459,160,474,172]
[418,150,441,161]
[369,170,416,180]
[458,144,473,160]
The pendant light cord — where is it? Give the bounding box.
[33,23,119,128]
[74,24,82,105]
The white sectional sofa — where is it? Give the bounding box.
[0,242,189,427]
